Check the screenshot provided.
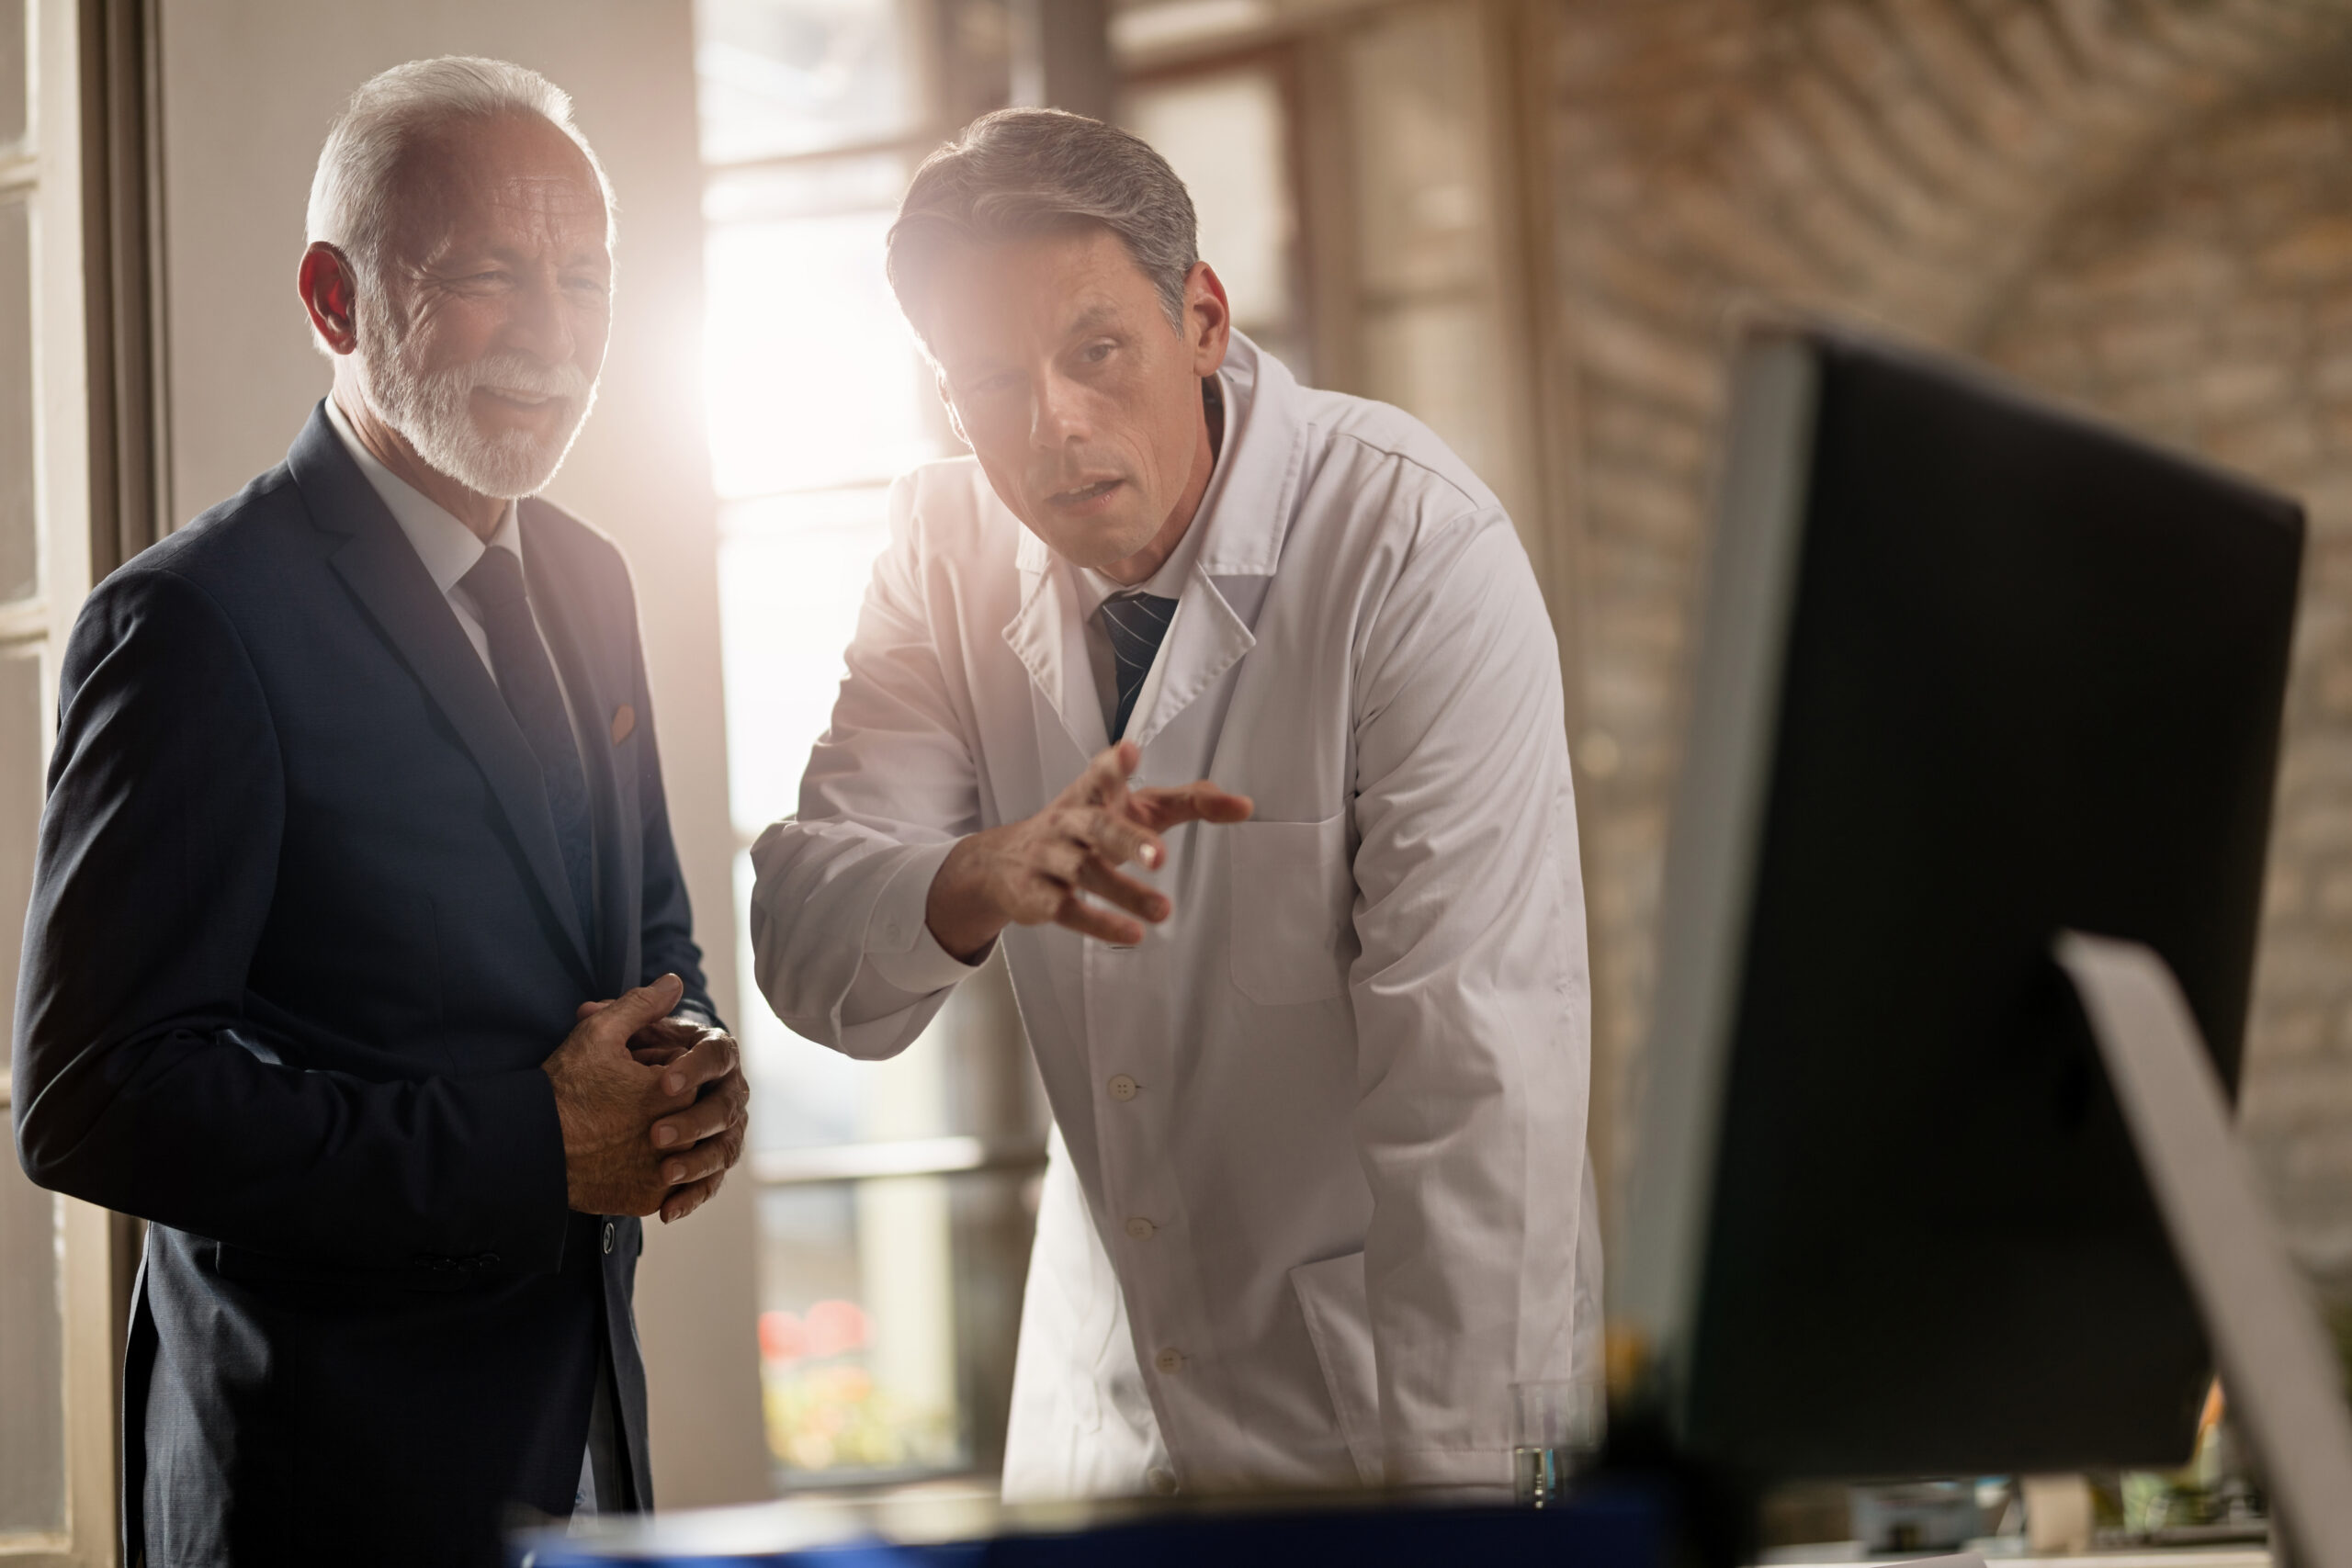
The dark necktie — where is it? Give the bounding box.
[1099,592,1179,740]
[458,547,597,944]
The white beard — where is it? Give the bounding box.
[355,297,599,500]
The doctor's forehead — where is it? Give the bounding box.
[922,229,1165,359]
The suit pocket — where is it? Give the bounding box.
[1227,813,1354,1006]
[1290,1251,1383,1486]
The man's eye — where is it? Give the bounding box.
[1082,342,1114,365]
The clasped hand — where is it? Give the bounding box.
[539,973,752,1224]
[926,739,1253,959]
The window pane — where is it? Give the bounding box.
[0,0,25,149]
[0,195,35,602]
[0,649,64,1539]
[758,1168,1037,1487]
[718,488,895,837]
[1343,6,1490,299]
[703,210,933,499]
[695,0,919,164]
[706,154,909,226]
[1124,67,1296,348]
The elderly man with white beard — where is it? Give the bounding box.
[9,58,747,1567]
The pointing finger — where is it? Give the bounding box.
[1130,780,1254,831]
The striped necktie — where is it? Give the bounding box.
[1099,592,1179,740]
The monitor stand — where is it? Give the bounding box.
[2055,931,2352,1568]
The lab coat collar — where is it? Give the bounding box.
[1191,332,1303,580]
[1002,558,1111,759]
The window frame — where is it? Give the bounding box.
[2,0,141,1562]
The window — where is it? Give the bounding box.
[2,0,137,1560]
[693,0,1047,1495]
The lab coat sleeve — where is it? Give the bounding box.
[749,474,988,1060]
[1346,507,1593,1490]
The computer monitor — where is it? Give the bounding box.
[1615,322,2305,1483]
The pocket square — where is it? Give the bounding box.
[610,704,635,745]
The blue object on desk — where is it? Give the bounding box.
[512,1483,1669,1567]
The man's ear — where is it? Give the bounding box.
[298,242,362,355]
[934,367,970,449]
[1185,261,1232,377]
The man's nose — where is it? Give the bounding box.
[503,274,579,366]
[1029,369,1087,449]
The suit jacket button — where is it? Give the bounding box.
[603,1221,616,1256]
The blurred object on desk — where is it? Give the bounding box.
[2022,1475,2093,1556]
[509,1482,1672,1566]
[1848,1481,1981,1554]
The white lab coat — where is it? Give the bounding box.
[751,333,1600,1499]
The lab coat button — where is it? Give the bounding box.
[1148,1467,1179,1495]
[602,1222,616,1256]
[1107,1074,1139,1101]
[1125,1216,1156,1240]
[1154,1348,1185,1374]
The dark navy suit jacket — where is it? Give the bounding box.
[10,404,717,1566]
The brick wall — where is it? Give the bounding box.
[1542,0,2352,1291]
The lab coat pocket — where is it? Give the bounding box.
[1291,1252,1383,1486]
[1227,813,1353,1006]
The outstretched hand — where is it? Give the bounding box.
[924,739,1252,960]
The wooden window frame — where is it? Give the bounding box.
[3,1,165,1561]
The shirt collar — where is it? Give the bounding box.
[324,393,519,595]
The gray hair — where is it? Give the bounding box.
[888,108,1199,343]
[305,57,614,312]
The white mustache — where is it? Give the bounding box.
[460,354,592,404]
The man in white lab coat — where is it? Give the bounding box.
[751,107,1600,1501]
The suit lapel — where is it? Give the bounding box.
[287,404,596,984]
[520,501,637,997]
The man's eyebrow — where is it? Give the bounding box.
[1067,303,1122,335]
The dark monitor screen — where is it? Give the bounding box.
[1617,325,2304,1483]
